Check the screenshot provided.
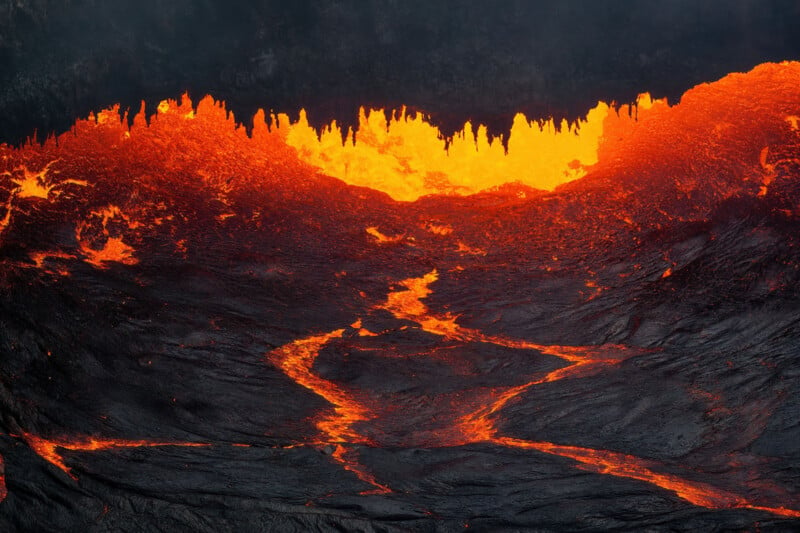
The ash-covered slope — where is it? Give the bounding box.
[0,63,799,531]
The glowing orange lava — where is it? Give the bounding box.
[266,331,390,493]
[266,270,800,516]
[22,433,209,479]
[267,330,371,445]
[496,437,800,518]
[282,96,664,200]
[75,206,140,268]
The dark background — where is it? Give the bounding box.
[2,0,800,143]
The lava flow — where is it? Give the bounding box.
[21,433,210,479]
[1,61,800,529]
[267,330,391,494]
[496,438,800,519]
[266,268,800,517]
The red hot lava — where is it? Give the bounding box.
[0,61,799,523]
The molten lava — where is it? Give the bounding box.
[496,437,800,518]
[263,269,800,517]
[22,433,209,479]
[1,61,800,526]
[282,99,660,200]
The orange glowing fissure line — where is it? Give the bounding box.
[267,270,800,515]
[495,437,800,518]
[267,330,392,494]
[21,433,210,479]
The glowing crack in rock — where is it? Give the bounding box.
[0,455,5,503]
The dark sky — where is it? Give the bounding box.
[1,0,800,143]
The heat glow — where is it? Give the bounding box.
[283,96,664,200]
[22,433,209,479]
[264,271,800,517]
[1,61,799,521]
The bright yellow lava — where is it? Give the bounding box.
[279,94,665,201]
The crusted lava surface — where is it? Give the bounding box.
[1,63,800,531]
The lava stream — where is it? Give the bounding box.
[372,270,800,518]
[496,437,800,518]
[22,433,209,479]
[267,330,370,445]
[266,330,390,493]
[266,270,645,496]
[380,270,631,357]
[380,269,637,443]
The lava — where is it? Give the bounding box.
[496,437,800,518]
[265,270,800,517]
[283,96,663,200]
[267,330,371,445]
[3,161,87,200]
[22,433,210,479]
[0,61,799,525]
[266,330,390,493]
[374,271,642,445]
[365,226,406,245]
[75,206,139,268]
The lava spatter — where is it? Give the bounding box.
[4,161,87,200]
[75,206,140,268]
